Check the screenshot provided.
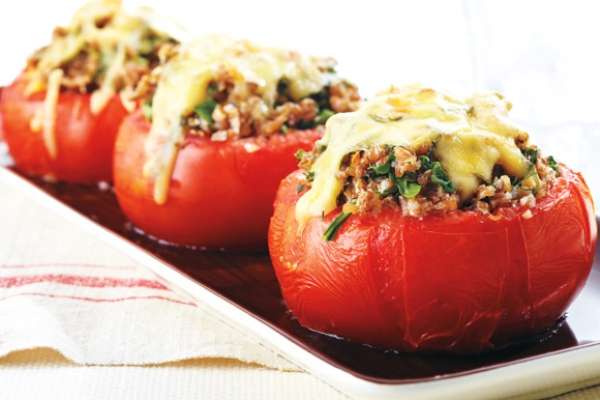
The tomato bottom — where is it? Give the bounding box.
[0,77,127,183]
[114,111,321,249]
[269,168,597,353]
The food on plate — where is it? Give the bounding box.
[0,0,177,182]
[269,85,597,353]
[113,36,360,249]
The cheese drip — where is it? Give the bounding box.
[295,85,530,226]
[26,0,168,158]
[144,36,329,204]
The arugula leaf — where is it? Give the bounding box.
[194,99,217,124]
[431,161,455,193]
[323,212,352,241]
[396,176,422,198]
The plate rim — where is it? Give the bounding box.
[2,165,600,400]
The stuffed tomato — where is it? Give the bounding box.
[0,0,176,183]
[114,37,360,249]
[269,85,597,353]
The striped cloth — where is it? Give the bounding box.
[0,175,294,369]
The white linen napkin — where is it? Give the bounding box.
[0,176,296,370]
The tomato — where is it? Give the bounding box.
[113,110,321,249]
[269,168,597,353]
[0,87,4,141]
[0,75,128,182]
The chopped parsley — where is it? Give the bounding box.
[370,160,392,175]
[323,212,352,241]
[419,155,433,171]
[368,150,394,177]
[295,149,307,161]
[522,147,538,164]
[397,176,422,198]
[521,166,541,193]
[316,144,328,153]
[548,155,559,172]
[315,108,335,125]
[276,79,290,99]
[431,161,455,193]
[194,99,217,124]
[305,171,315,182]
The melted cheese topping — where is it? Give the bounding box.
[27,0,159,98]
[42,69,64,158]
[25,0,170,159]
[144,36,329,204]
[295,85,530,225]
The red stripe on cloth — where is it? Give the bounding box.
[0,292,197,306]
[0,263,138,271]
[0,274,169,290]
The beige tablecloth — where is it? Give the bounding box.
[1,176,599,400]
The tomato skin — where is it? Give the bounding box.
[0,87,4,140]
[113,111,321,249]
[0,75,128,182]
[269,168,597,353]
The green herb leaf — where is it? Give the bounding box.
[521,165,541,194]
[323,212,352,241]
[548,156,559,172]
[431,161,455,193]
[368,151,395,177]
[396,176,422,198]
[206,82,218,97]
[522,147,538,164]
[315,108,335,125]
[281,124,289,134]
[305,171,315,182]
[194,99,217,124]
[310,87,331,110]
[371,161,391,175]
[295,149,307,161]
[510,175,521,187]
[277,79,289,96]
[142,101,153,121]
[419,155,432,170]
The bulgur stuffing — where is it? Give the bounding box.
[25,1,177,111]
[140,60,360,141]
[297,141,560,218]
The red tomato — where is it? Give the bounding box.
[113,110,321,249]
[269,168,597,353]
[0,75,128,182]
[0,87,4,140]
